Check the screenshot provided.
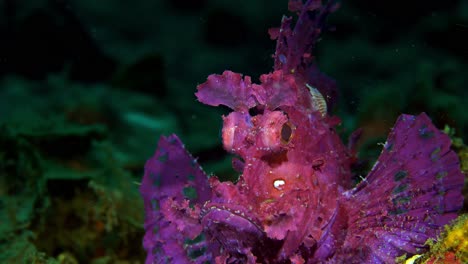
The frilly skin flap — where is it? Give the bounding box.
[195,71,256,112]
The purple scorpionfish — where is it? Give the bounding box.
[140,0,465,263]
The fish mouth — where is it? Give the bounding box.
[200,202,263,242]
[200,202,283,261]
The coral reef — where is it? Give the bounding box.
[400,214,468,264]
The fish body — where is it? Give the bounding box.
[140,1,464,263]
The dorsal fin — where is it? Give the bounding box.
[270,0,339,111]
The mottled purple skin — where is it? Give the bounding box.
[140,135,212,263]
[140,0,464,263]
[334,114,464,263]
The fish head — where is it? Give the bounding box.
[196,70,350,261]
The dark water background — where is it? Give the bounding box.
[0,0,467,263]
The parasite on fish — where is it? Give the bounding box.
[306,83,327,117]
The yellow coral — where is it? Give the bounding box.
[459,147,468,173]
[423,214,468,263]
[404,254,422,264]
[443,124,467,172]
[441,214,468,259]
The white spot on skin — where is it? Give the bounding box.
[273,179,286,190]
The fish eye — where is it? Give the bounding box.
[258,111,292,152]
[280,122,294,144]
